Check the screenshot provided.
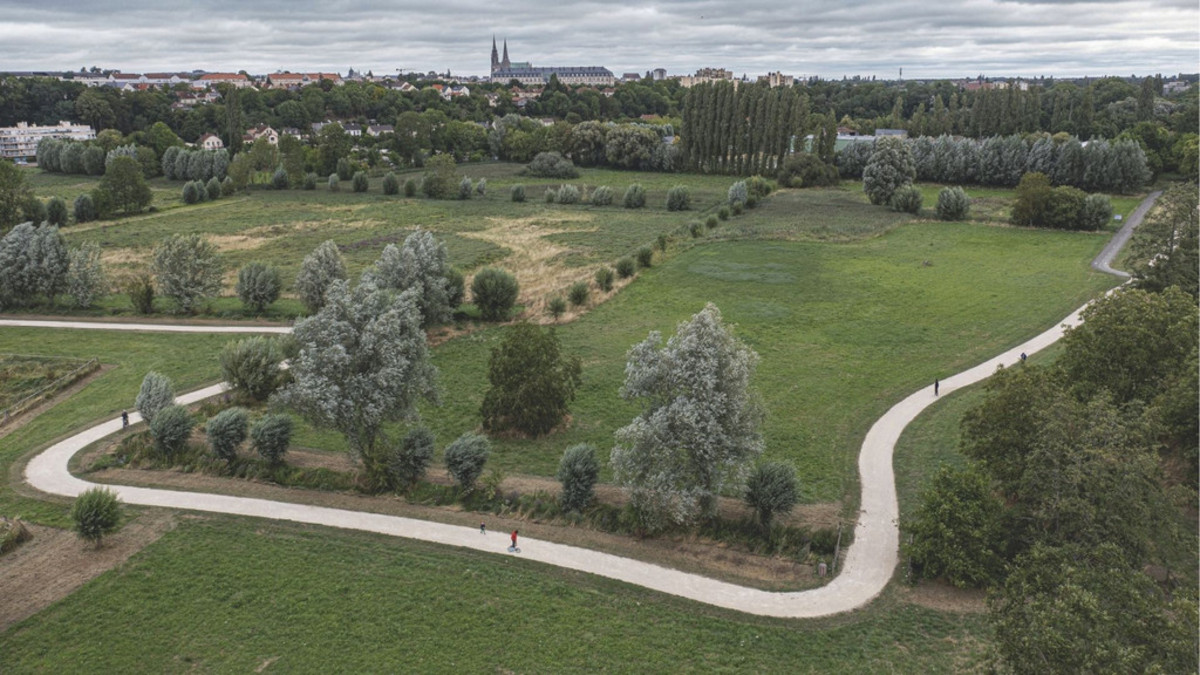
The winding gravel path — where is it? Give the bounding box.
[11,193,1157,618]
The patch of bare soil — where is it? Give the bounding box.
[897,579,987,613]
[0,512,175,632]
[0,365,113,440]
[84,459,842,591]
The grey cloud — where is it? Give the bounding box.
[0,0,1193,78]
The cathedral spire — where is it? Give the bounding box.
[491,35,499,73]
[502,39,510,69]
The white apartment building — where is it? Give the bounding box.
[0,121,96,160]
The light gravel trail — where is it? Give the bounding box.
[14,192,1158,617]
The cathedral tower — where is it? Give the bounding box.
[491,35,500,73]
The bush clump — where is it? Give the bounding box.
[382,172,399,195]
[524,151,579,179]
[557,443,599,513]
[403,177,417,197]
[705,215,719,229]
[731,201,744,216]
[250,414,292,465]
[302,173,317,190]
[220,336,284,401]
[182,181,200,204]
[747,175,773,198]
[135,371,174,424]
[616,257,636,278]
[70,487,122,548]
[73,193,96,223]
[689,221,702,238]
[547,296,567,320]
[476,178,487,196]
[124,272,155,314]
[568,281,589,307]
[46,196,68,226]
[718,205,730,221]
[205,407,248,463]
[471,267,520,321]
[544,187,557,203]
[444,432,491,490]
[936,186,971,221]
[1079,193,1113,231]
[623,184,646,209]
[458,176,473,199]
[387,426,435,492]
[744,461,799,529]
[595,266,614,292]
[272,167,289,190]
[510,184,525,202]
[151,404,194,456]
[557,184,580,204]
[352,171,369,193]
[666,185,691,211]
[235,262,282,314]
[636,246,653,268]
[205,177,222,200]
[327,175,339,191]
[889,184,923,214]
[591,185,614,206]
[728,180,748,205]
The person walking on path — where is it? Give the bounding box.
[121,410,129,428]
[934,379,939,396]
[480,522,486,535]
[510,530,518,551]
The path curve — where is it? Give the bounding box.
[1092,190,1160,278]
[12,194,1157,618]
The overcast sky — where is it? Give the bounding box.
[1,0,1196,80]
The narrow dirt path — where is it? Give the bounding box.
[9,192,1159,617]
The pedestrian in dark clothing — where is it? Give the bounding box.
[934,379,939,396]
[1020,352,1027,363]
[121,410,129,428]
[480,522,486,535]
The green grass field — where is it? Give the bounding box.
[0,517,991,673]
[0,170,1130,670]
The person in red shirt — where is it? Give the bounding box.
[510,530,518,550]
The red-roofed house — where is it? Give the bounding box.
[243,125,278,145]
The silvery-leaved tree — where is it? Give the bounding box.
[272,278,438,487]
[293,240,347,314]
[367,229,452,328]
[611,303,763,532]
[152,233,223,314]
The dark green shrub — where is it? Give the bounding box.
[744,461,799,529]
[745,195,758,209]
[327,175,339,191]
[705,215,719,229]
[689,221,702,238]
[557,443,599,512]
[1079,193,1113,231]
[250,414,292,464]
[568,281,589,306]
[557,184,580,204]
[471,267,519,321]
[889,184,923,214]
[206,177,222,200]
[382,172,399,195]
[511,184,526,202]
[70,487,122,548]
[936,186,970,221]
[1044,186,1088,230]
[547,296,567,320]
[220,336,284,401]
[272,167,289,190]
[616,257,636,278]
[302,173,316,190]
[595,267,614,292]
[810,527,838,555]
[125,272,155,314]
[718,205,730,220]
[656,234,668,252]
[747,175,773,197]
[205,407,248,463]
[444,432,491,490]
[591,185,614,206]
[444,267,465,308]
[403,177,417,197]
[353,171,369,193]
[731,202,744,216]
[222,176,236,195]
[387,426,435,491]
[336,157,353,181]
[524,151,579,179]
[666,185,691,211]
[194,180,208,202]
[623,184,646,209]
[544,187,556,203]
[182,181,200,204]
[151,404,193,456]
[46,196,68,226]
[480,322,582,437]
[73,193,96,223]
[636,246,653,268]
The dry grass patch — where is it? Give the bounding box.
[462,214,599,312]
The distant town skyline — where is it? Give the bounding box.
[1,0,1196,80]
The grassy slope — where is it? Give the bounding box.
[0,517,990,673]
